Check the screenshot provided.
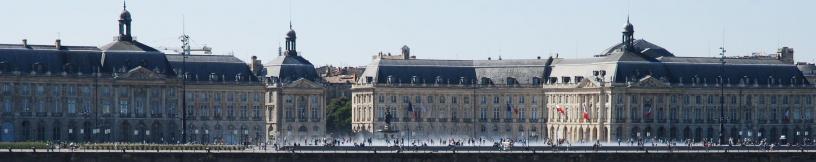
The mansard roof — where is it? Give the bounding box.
[264,55,320,83]
[359,58,551,85]
[166,54,259,83]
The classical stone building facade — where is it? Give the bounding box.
[0,6,265,144]
[264,27,327,141]
[352,20,815,144]
[352,46,551,138]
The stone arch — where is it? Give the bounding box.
[137,122,147,143]
[214,124,223,144]
[83,121,92,142]
[21,120,31,141]
[120,121,131,142]
[658,127,665,139]
[51,120,62,141]
[706,127,715,140]
[630,126,640,140]
[36,120,46,141]
[67,121,78,141]
[1,121,14,142]
[670,127,677,141]
[683,127,691,141]
[151,121,163,143]
[770,127,778,142]
[201,124,210,144]
[644,127,652,139]
[695,127,703,141]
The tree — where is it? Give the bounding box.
[325,97,352,136]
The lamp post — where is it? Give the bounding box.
[719,47,726,145]
[180,34,190,144]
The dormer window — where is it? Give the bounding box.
[411,76,418,84]
[574,76,584,83]
[435,76,443,84]
[532,77,541,85]
[506,77,516,85]
[561,76,571,84]
[235,73,243,81]
[387,75,394,84]
[209,73,218,81]
[460,77,466,85]
[480,77,493,85]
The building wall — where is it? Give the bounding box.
[352,81,816,143]
[266,84,326,142]
[0,74,265,144]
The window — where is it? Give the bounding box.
[199,105,210,117]
[452,96,458,104]
[531,106,538,120]
[119,100,129,114]
[21,99,29,112]
[378,96,385,103]
[310,96,320,120]
[481,96,487,104]
[214,105,222,117]
[227,105,234,117]
[480,106,487,120]
[519,105,526,120]
[464,96,470,104]
[493,96,500,104]
[82,100,91,114]
[67,99,77,113]
[427,96,434,103]
[102,100,111,114]
[254,105,261,119]
[242,105,249,118]
[493,105,500,119]
[3,97,11,113]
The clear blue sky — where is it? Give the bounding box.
[1,0,814,66]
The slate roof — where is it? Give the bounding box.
[550,44,809,86]
[359,58,551,85]
[0,41,260,84]
[166,54,259,82]
[264,55,320,83]
[99,40,159,52]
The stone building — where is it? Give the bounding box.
[0,5,265,144]
[352,45,551,138]
[264,26,327,141]
[352,19,815,144]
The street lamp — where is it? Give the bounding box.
[718,46,726,145]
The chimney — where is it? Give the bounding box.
[250,55,259,76]
[55,39,62,50]
[22,39,28,48]
[778,47,794,64]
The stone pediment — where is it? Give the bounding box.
[118,66,164,80]
[575,76,601,88]
[284,78,323,88]
[633,75,669,88]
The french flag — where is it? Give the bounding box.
[556,105,566,115]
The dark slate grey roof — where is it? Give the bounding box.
[99,40,159,52]
[264,55,320,83]
[360,58,551,85]
[101,51,175,75]
[600,39,674,58]
[166,54,259,82]
[0,47,102,74]
[551,43,810,86]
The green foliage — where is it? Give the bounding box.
[80,143,248,150]
[0,142,48,149]
[325,97,352,136]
